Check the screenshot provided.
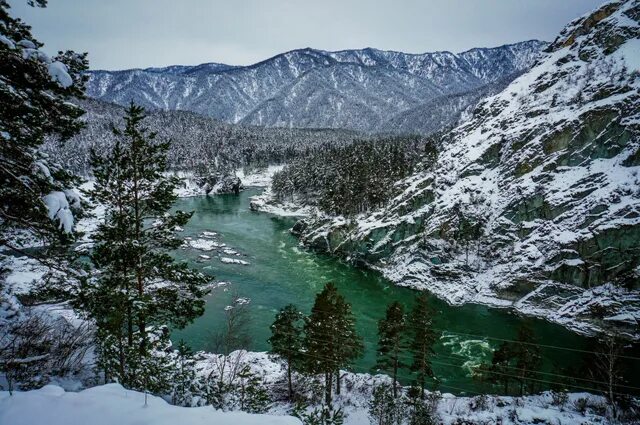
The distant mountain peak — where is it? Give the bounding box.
[86,40,547,133]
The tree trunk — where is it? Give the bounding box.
[519,372,525,397]
[132,144,146,356]
[608,344,617,419]
[118,334,125,379]
[325,372,333,405]
[287,361,293,400]
[392,360,398,398]
[335,369,341,395]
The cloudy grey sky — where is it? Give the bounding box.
[8,0,606,70]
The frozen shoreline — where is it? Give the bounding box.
[174,165,286,198]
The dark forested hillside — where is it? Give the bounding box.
[272,138,435,215]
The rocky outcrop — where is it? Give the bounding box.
[195,174,244,195]
[292,0,640,337]
[211,175,243,195]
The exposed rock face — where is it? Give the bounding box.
[202,175,244,195]
[85,42,545,133]
[294,0,640,337]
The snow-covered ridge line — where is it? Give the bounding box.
[86,41,546,133]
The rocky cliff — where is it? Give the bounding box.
[290,0,640,337]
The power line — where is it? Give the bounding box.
[271,342,640,398]
[257,327,640,393]
[236,345,636,421]
[263,302,640,361]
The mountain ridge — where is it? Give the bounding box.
[90,40,545,73]
[86,40,546,133]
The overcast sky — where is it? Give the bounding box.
[8,0,606,70]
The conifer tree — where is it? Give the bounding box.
[0,0,87,247]
[236,365,271,413]
[405,385,438,425]
[80,103,209,391]
[407,293,438,397]
[333,292,363,396]
[480,321,541,396]
[369,384,402,425]
[375,301,408,399]
[268,304,305,400]
[172,340,199,407]
[304,282,362,405]
[481,342,513,394]
[511,322,541,396]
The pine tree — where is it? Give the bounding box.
[333,292,363,396]
[0,1,87,248]
[407,293,438,397]
[295,404,345,425]
[80,103,209,391]
[375,301,408,399]
[172,340,199,407]
[304,282,363,405]
[369,384,402,425]
[479,322,541,396]
[236,365,271,413]
[511,322,542,396]
[268,304,305,400]
[481,341,513,394]
[404,385,440,425]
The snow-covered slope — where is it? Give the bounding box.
[44,98,361,176]
[292,0,640,337]
[0,384,300,425]
[86,41,545,133]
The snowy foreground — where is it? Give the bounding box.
[0,232,623,424]
[0,352,618,425]
[0,384,300,425]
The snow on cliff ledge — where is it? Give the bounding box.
[0,384,300,425]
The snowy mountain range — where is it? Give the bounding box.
[283,0,640,336]
[86,41,545,133]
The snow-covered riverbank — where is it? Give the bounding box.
[248,186,640,340]
[175,165,286,198]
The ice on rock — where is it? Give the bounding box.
[220,257,250,265]
[222,248,239,256]
[185,239,224,251]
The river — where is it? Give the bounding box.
[170,188,632,396]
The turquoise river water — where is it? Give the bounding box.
[171,189,638,395]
